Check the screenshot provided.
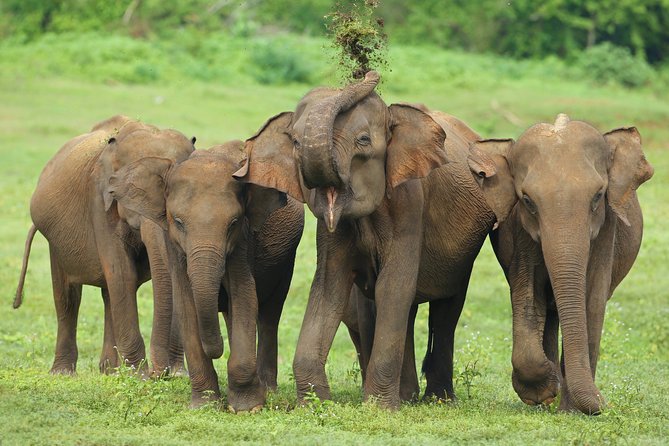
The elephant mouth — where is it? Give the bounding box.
[310,185,353,233]
[326,186,338,232]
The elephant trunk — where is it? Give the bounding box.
[188,248,225,359]
[541,225,602,414]
[300,71,380,189]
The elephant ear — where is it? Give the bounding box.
[233,112,305,203]
[98,136,120,211]
[604,127,654,226]
[386,104,448,189]
[467,139,517,228]
[107,157,174,230]
[244,185,288,233]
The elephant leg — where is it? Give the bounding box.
[356,293,376,385]
[225,251,265,412]
[293,225,354,403]
[49,248,82,375]
[423,295,465,401]
[543,307,559,367]
[99,287,119,373]
[399,304,419,402]
[99,251,146,372]
[168,308,186,377]
[140,220,174,377]
[510,254,560,406]
[256,277,289,392]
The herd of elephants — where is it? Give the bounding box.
[13,71,654,416]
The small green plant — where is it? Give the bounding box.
[303,386,336,426]
[345,360,362,386]
[326,0,388,82]
[456,360,481,399]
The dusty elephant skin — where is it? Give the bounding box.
[468,114,654,414]
[109,141,304,411]
[15,116,195,376]
[235,71,497,409]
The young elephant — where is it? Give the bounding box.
[109,141,304,411]
[234,72,497,408]
[15,116,194,375]
[468,114,654,414]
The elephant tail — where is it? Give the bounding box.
[14,224,37,309]
[421,302,436,376]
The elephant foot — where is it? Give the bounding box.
[227,379,266,413]
[228,404,263,414]
[363,388,401,410]
[190,390,221,409]
[50,364,76,375]
[512,364,560,407]
[422,383,457,403]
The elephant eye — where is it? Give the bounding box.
[292,138,301,150]
[591,190,604,211]
[522,194,537,215]
[356,134,371,146]
[173,216,185,232]
[228,217,239,233]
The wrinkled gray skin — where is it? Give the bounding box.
[15,116,193,376]
[468,114,654,414]
[109,142,303,411]
[235,72,496,409]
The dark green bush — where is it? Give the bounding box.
[249,39,313,85]
[577,42,655,88]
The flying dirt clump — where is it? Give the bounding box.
[326,0,388,82]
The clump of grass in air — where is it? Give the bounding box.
[326,0,388,83]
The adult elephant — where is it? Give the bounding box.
[234,71,497,408]
[467,114,654,414]
[15,116,194,376]
[108,141,304,411]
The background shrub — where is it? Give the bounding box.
[577,42,655,88]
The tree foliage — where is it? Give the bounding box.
[1,0,668,65]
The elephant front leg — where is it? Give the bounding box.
[510,255,560,406]
[140,220,174,377]
[364,223,423,410]
[293,225,354,403]
[99,288,119,373]
[225,251,265,412]
[399,304,419,402]
[256,289,287,392]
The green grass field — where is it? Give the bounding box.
[0,35,668,445]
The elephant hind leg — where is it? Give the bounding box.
[422,296,466,401]
[99,287,119,373]
[49,249,82,375]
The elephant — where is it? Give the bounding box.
[108,140,304,411]
[233,71,498,409]
[467,113,654,414]
[14,115,194,376]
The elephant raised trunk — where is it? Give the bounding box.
[188,248,225,359]
[299,71,380,189]
[541,226,602,414]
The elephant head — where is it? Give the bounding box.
[468,114,654,414]
[95,116,196,227]
[107,141,286,359]
[233,71,447,231]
